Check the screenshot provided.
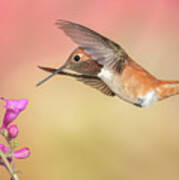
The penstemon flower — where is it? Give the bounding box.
[0,97,30,180]
[0,145,30,164]
[14,147,30,159]
[1,97,28,129]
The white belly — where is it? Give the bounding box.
[98,67,130,100]
[137,90,158,107]
[98,67,119,93]
[98,67,114,83]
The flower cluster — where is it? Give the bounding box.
[0,97,30,179]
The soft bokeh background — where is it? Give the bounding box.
[1,0,179,179]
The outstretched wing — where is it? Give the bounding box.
[55,20,128,68]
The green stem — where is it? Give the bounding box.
[0,149,19,180]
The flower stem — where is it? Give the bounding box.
[0,149,19,180]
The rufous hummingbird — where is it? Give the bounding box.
[37,20,179,108]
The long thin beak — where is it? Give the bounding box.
[36,65,66,86]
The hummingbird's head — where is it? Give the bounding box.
[36,47,102,86]
[65,47,102,75]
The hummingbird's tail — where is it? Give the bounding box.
[156,80,179,100]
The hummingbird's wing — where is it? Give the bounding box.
[76,77,115,96]
[38,66,115,96]
[56,20,128,69]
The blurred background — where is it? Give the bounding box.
[1,0,179,179]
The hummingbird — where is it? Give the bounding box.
[37,19,179,107]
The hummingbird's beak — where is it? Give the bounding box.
[36,64,66,86]
[38,66,96,79]
[36,48,78,86]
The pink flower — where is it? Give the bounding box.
[7,124,19,139]
[0,144,11,165]
[0,144,9,154]
[0,144,30,166]
[1,98,28,128]
[14,147,30,159]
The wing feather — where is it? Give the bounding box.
[55,20,127,68]
[76,77,115,96]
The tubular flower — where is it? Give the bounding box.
[0,144,30,166]
[1,98,28,129]
[14,147,30,159]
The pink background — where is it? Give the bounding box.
[1,0,179,179]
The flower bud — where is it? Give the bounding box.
[8,124,18,139]
[14,147,30,159]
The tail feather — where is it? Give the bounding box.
[157,80,179,100]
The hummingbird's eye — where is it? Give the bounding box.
[74,55,81,62]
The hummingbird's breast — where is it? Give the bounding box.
[98,57,160,107]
